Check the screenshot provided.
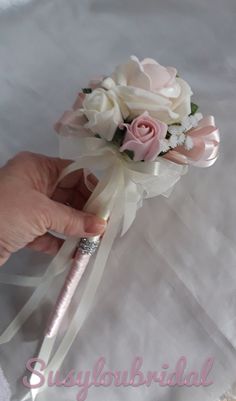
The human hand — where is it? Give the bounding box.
[0,151,106,266]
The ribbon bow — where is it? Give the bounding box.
[164,116,220,167]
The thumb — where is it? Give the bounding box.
[44,199,107,237]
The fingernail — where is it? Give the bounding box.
[84,216,107,235]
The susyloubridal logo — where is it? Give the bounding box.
[23,356,214,401]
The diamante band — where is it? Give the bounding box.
[78,237,100,255]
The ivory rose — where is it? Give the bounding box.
[54,88,124,139]
[119,112,167,161]
[81,88,123,140]
[54,92,89,136]
[103,56,192,124]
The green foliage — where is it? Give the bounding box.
[123,150,135,160]
[112,127,126,147]
[82,88,92,94]
[112,126,134,160]
[190,102,199,115]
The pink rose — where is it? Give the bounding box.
[119,112,167,161]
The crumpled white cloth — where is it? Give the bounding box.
[0,1,236,401]
[220,382,236,401]
[0,364,11,401]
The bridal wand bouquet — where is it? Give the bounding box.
[0,56,219,401]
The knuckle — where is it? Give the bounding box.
[15,150,33,159]
[8,151,34,165]
[33,196,52,235]
[63,207,77,232]
[4,151,37,174]
[39,200,84,237]
[0,243,10,266]
[63,207,83,236]
[43,158,61,185]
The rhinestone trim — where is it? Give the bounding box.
[78,238,100,255]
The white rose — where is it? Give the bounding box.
[81,88,123,141]
[102,56,192,124]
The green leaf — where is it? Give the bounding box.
[82,88,92,94]
[112,127,126,147]
[123,150,134,160]
[166,132,171,139]
[124,117,132,123]
[190,102,199,115]
[159,150,170,156]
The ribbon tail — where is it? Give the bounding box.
[119,175,139,236]
[0,274,42,287]
[0,238,77,344]
[21,336,57,401]
[0,255,72,287]
[121,202,137,236]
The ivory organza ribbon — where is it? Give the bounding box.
[0,136,187,400]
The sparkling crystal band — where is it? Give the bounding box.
[78,237,100,255]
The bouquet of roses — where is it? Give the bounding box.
[0,56,220,401]
[56,55,219,168]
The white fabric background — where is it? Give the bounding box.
[0,0,236,400]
